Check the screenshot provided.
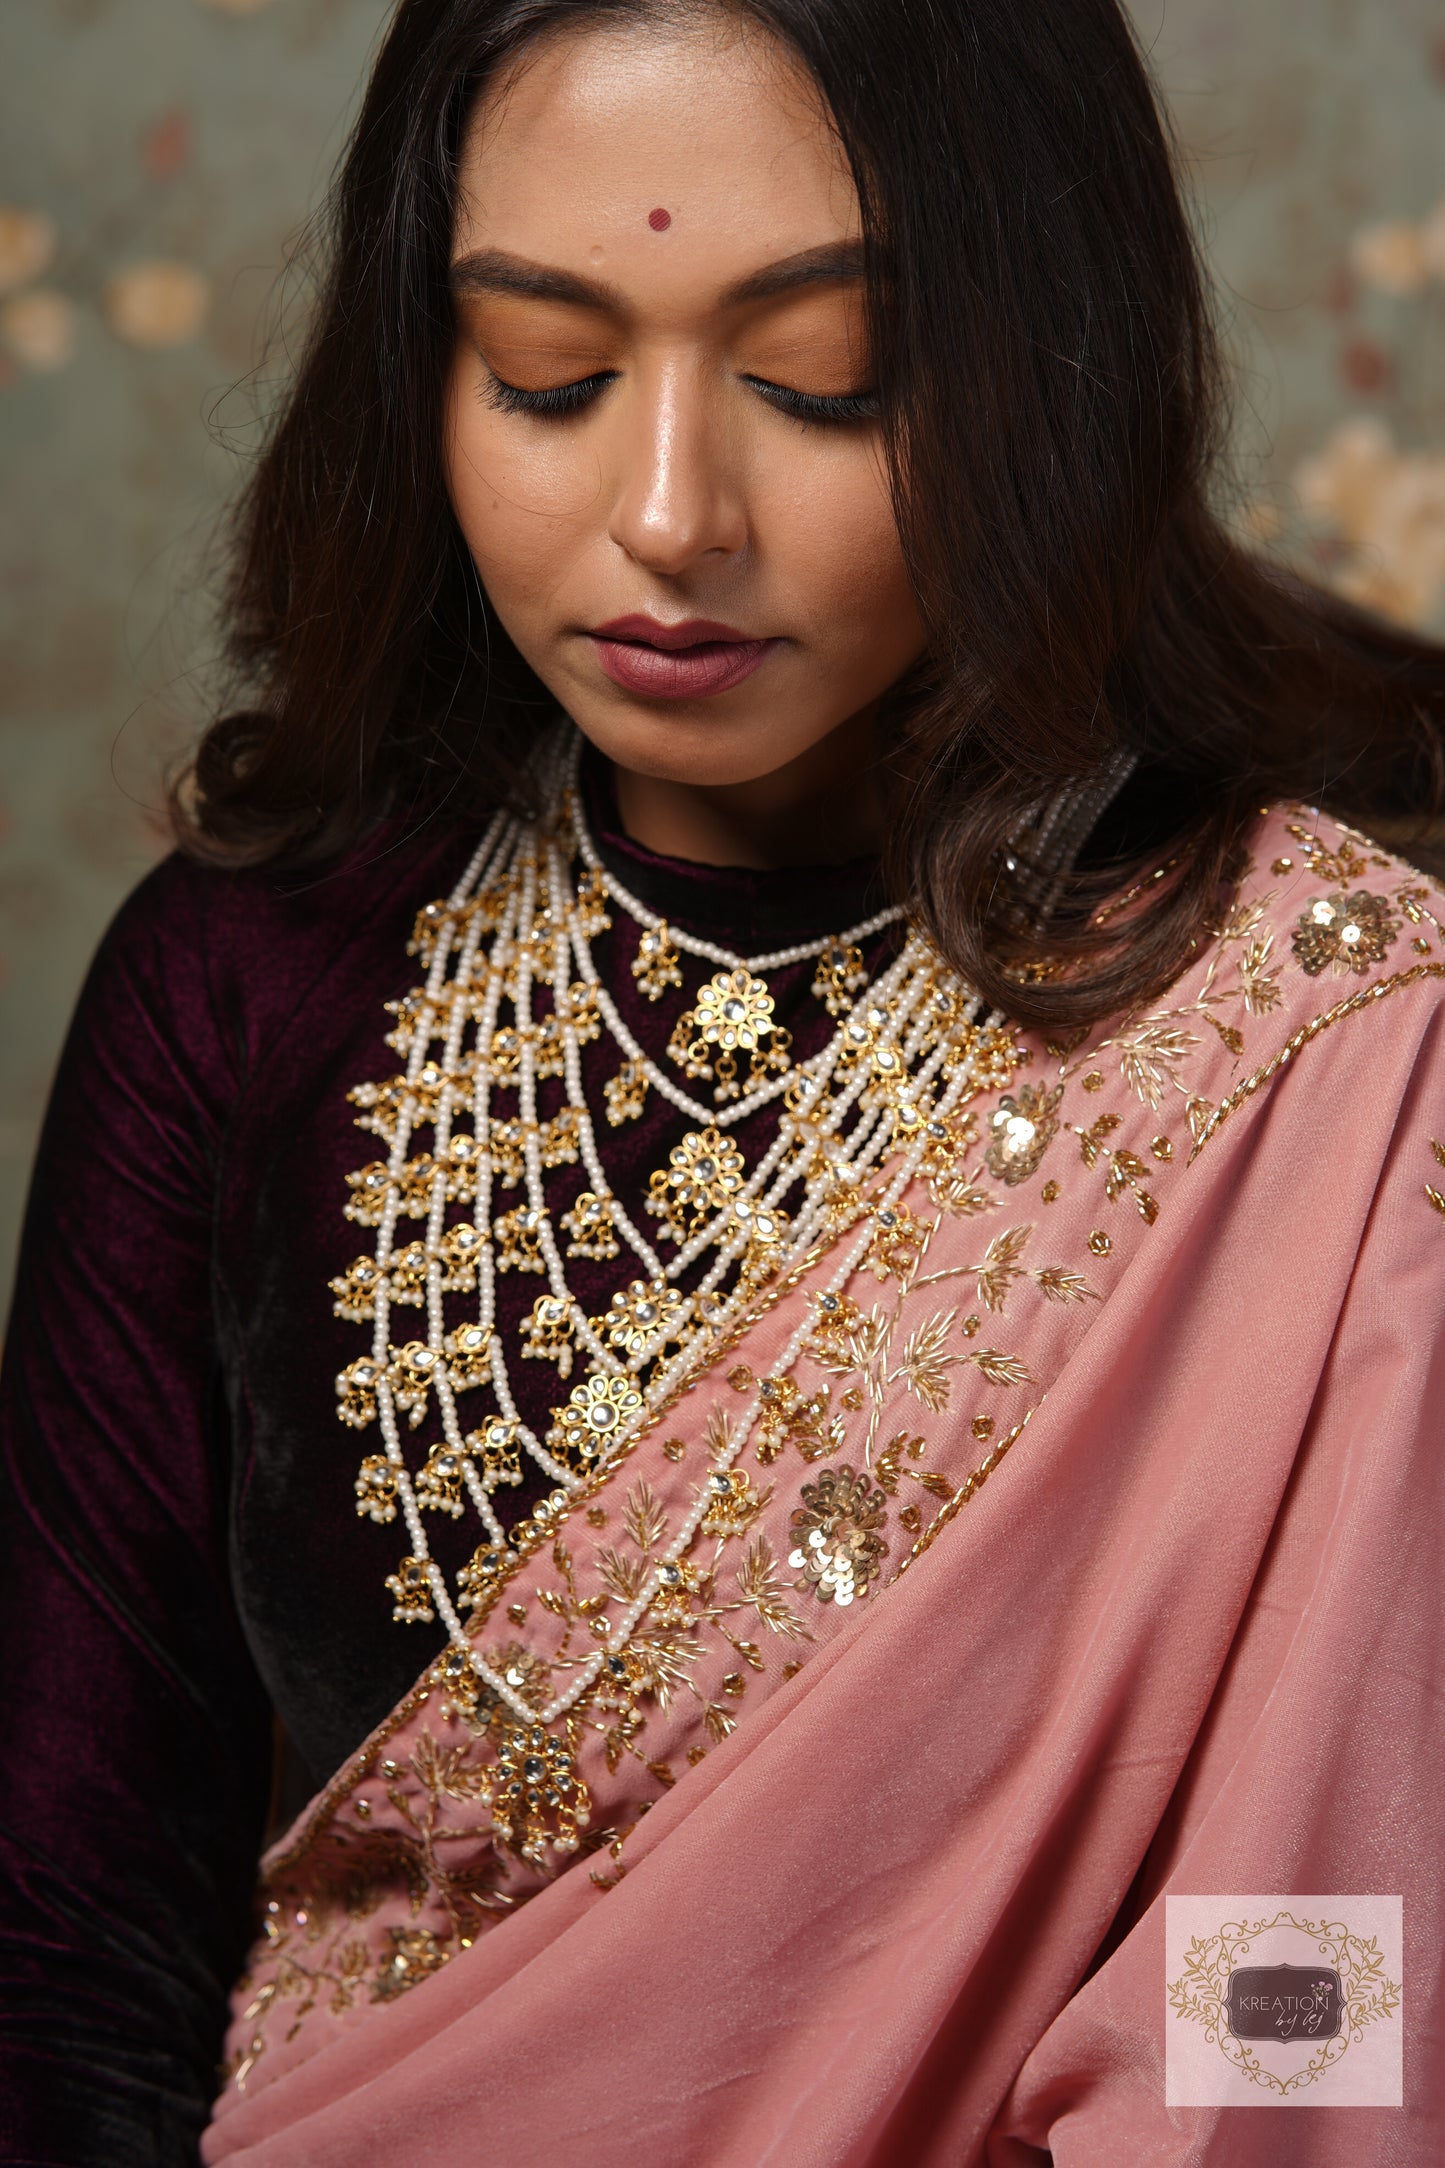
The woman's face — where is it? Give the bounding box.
[444,15,927,801]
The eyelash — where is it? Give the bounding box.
[482,369,879,428]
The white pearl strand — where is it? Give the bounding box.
[350,753,994,1731]
[564,728,905,978]
[539,1038,995,1725]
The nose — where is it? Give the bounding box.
[606,359,748,576]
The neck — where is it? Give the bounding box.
[609,705,884,869]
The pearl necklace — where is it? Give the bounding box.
[333,727,1004,1756]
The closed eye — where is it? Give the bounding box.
[483,370,617,417]
[740,377,880,427]
[482,369,879,427]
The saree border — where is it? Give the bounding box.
[1189,962,1445,1161]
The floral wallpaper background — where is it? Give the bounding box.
[2,0,1445,1307]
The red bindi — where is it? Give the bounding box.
[647,206,672,232]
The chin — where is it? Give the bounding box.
[565,697,833,789]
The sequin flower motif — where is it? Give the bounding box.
[984,1082,1063,1186]
[549,1370,644,1461]
[787,1465,890,1606]
[1290,890,1401,977]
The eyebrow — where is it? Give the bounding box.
[448,239,866,311]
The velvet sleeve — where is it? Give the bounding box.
[0,863,273,2167]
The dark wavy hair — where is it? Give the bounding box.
[177,0,1445,1027]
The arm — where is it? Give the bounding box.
[0,865,272,2167]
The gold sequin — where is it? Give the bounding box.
[1291,889,1401,978]
[787,1466,889,1606]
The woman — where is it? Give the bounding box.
[2,0,1442,2160]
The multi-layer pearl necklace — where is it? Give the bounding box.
[331,727,1008,1849]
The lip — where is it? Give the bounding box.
[587,614,781,700]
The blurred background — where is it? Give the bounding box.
[3,0,1445,1311]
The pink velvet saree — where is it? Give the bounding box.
[204,805,1445,2165]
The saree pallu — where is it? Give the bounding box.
[205,808,1445,2165]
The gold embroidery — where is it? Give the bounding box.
[984,1083,1062,1184]
[787,1467,890,1605]
[1189,966,1445,1160]
[897,1410,1035,1573]
[1290,890,1401,977]
[238,803,1445,2097]
[1427,1139,1445,1219]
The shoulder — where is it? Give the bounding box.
[1235,802,1443,988]
[1070,803,1445,1166]
[1193,803,1445,1138]
[69,821,477,1137]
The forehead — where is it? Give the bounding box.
[453,18,859,290]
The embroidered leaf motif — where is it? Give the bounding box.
[594,1545,647,1603]
[1185,1094,1213,1145]
[975,1224,1032,1312]
[872,1431,920,1495]
[704,1702,736,1742]
[898,1310,958,1412]
[1031,1266,1097,1303]
[966,1347,1033,1387]
[1432,1138,1445,1167]
[703,1404,740,1459]
[935,1178,999,1218]
[1427,1185,1445,1219]
[735,1533,812,1639]
[622,1479,668,1554]
[627,1628,698,1710]
[1104,1149,1148,1201]
[1204,1012,1245,1057]
[1237,933,1282,1016]
[435,1745,492,1802]
[1114,1020,1198,1108]
[1217,896,1267,944]
[411,1730,442,1793]
[1077,1112,1121,1166]
[844,1306,892,1371]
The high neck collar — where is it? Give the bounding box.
[578,740,890,951]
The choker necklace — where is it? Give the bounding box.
[330,725,1017,1853]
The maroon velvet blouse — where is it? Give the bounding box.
[0,754,890,2165]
